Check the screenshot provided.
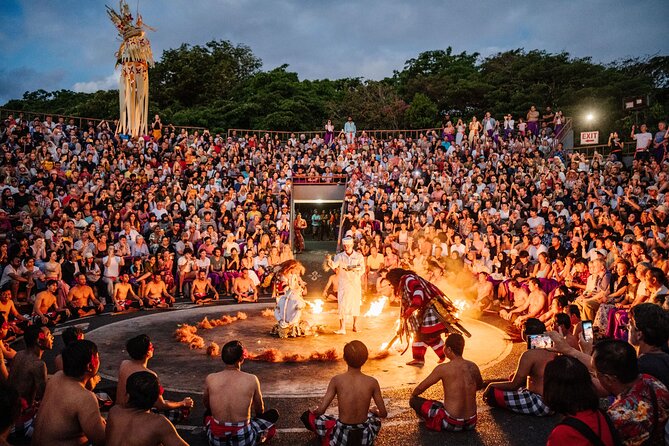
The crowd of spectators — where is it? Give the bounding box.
[1,106,669,445]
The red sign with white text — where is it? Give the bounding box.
[580,131,599,145]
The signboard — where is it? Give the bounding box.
[580,131,599,145]
[623,95,649,110]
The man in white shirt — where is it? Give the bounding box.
[175,233,194,256]
[554,201,570,221]
[102,248,124,304]
[526,209,545,230]
[631,124,653,161]
[119,222,140,244]
[151,201,168,219]
[177,248,196,296]
[527,235,548,262]
[449,234,466,257]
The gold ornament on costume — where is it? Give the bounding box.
[106,1,155,137]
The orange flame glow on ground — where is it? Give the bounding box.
[246,348,339,363]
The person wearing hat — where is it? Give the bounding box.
[327,237,365,334]
[553,201,570,221]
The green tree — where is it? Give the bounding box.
[149,40,261,110]
[406,93,438,128]
[391,48,489,116]
[328,80,407,129]
[3,44,666,133]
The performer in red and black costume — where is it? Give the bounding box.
[386,268,470,367]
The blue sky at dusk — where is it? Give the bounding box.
[0,0,667,103]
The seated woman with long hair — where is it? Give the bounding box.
[544,355,617,445]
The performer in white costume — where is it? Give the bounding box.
[327,237,365,334]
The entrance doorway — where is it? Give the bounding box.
[290,179,347,297]
[292,202,342,298]
[294,203,340,244]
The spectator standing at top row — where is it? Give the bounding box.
[344,117,356,145]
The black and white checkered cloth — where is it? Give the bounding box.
[313,413,382,446]
[421,307,441,328]
[205,416,275,446]
[486,387,552,416]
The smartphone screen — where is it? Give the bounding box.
[527,334,554,350]
[582,321,594,343]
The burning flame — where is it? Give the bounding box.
[364,296,387,317]
[452,299,470,318]
[379,337,400,352]
[308,299,324,314]
[378,319,401,351]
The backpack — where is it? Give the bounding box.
[558,410,623,446]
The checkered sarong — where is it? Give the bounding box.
[8,398,36,442]
[485,387,552,416]
[307,411,381,446]
[117,299,141,311]
[417,399,477,432]
[400,275,448,335]
[205,416,275,446]
[31,310,59,326]
[421,307,442,329]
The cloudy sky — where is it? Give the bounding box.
[1,0,667,104]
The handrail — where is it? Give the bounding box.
[0,108,208,136]
[554,117,572,143]
[227,127,441,142]
[292,174,348,185]
[571,142,636,159]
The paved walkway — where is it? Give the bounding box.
[42,305,557,446]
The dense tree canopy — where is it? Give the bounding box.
[3,40,667,135]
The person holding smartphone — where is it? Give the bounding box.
[483,318,555,416]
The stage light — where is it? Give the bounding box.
[585,113,595,122]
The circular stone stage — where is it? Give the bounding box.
[88,301,512,397]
